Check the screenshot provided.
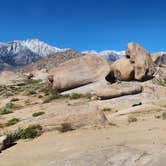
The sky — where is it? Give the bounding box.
[0,0,165,52]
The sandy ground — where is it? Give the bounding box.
[0,118,166,166]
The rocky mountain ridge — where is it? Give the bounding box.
[0,39,125,71]
[0,39,67,70]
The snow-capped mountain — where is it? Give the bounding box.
[0,38,125,71]
[21,39,65,57]
[82,50,125,62]
[0,39,66,70]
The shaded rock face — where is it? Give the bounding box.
[0,135,11,152]
[110,57,134,81]
[126,43,155,80]
[151,53,166,67]
[50,54,111,91]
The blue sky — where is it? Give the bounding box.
[0,0,165,52]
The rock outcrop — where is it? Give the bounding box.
[110,57,134,81]
[49,54,111,91]
[62,82,143,100]
[95,82,142,99]
[151,52,166,67]
[126,43,155,80]
[0,135,9,152]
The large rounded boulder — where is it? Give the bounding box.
[110,57,134,81]
[49,54,111,91]
[126,43,155,80]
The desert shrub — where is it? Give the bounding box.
[39,85,49,95]
[2,125,43,143]
[0,107,13,115]
[57,123,74,133]
[0,85,18,97]
[0,103,14,115]
[19,79,51,96]
[43,92,68,103]
[0,123,4,128]
[128,116,137,123]
[102,108,112,112]
[158,80,166,87]
[23,88,37,96]
[32,112,45,117]
[69,93,84,100]
[20,124,42,139]
[162,112,166,120]
[5,118,20,127]
[69,93,92,100]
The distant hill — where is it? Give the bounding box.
[17,49,84,72]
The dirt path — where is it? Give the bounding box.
[1,118,166,166]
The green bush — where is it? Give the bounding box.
[24,88,37,96]
[39,85,49,95]
[158,80,166,87]
[43,93,68,103]
[0,103,14,115]
[32,112,45,117]
[20,124,42,139]
[5,118,20,127]
[0,102,22,115]
[58,123,74,132]
[102,108,112,112]
[128,116,137,123]
[69,93,84,100]
[0,123,4,128]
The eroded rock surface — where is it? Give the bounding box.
[126,43,155,80]
[49,54,111,91]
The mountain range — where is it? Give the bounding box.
[0,39,124,71]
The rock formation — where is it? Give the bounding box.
[49,54,111,91]
[151,52,166,67]
[110,57,134,81]
[126,42,155,80]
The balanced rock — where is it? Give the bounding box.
[110,57,134,81]
[49,54,111,91]
[126,43,155,80]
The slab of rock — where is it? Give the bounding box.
[110,57,134,81]
[106,104,166,125]
[62,82,142,100]
[95,82,142,99]
[49,145,158,166]
[49,54,111,91]
[126,43,155,80]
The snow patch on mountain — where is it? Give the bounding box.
[82,50,125,62]
[21,39,65,57]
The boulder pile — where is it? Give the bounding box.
[48,42,157,99]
